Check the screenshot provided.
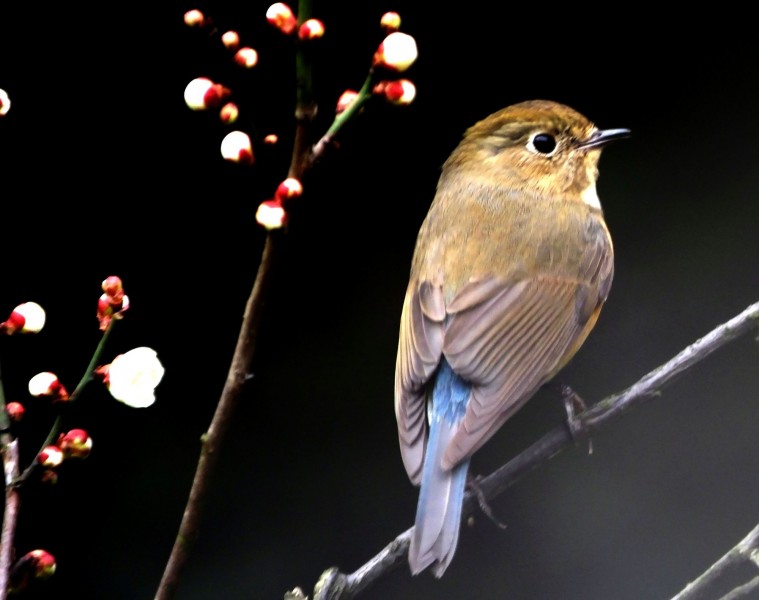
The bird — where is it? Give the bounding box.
[394,99,629,577]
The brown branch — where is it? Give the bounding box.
[154,234,279,600]
[303,300,759,600]
[0,437,19,600]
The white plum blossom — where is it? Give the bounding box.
[107,347,165,408]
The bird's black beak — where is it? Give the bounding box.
[578,127,631,150]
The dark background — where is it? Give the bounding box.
[1,3,758,599]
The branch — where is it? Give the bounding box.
[303,300,759,600]
[669,524,759,600]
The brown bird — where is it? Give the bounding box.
[394,99,629,577]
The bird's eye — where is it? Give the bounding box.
[528,132,557,155]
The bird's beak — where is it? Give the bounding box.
[578,128,631,150]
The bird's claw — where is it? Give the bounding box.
[467,475,508,530]
[560,384,593,454]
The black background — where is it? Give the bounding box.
[1,3,759,599]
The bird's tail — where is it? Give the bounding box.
[409,361,470,578]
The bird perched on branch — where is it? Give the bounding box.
[394,99,629,577]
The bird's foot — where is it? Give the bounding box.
[558,384,593,455]
[467,475,508,530]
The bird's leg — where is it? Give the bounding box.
[466,474,508,530]
[557,384,593,455]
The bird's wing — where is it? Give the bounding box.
[395,281,446,485]
[439,276,592,469]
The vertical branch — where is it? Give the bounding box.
[155,2,320,598]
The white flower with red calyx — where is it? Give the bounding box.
[374,79,416,105]
[373,32,418,72]
[184,77,231,111]
[97,275,130,331]
[37,445,63,468]
[221,30,240,51]
[59,429,93,459]
[0,88,10,116]
[275,178,303,203]
[234,47,259,68]
[100,347,165,408]
[298,18,325,40]
[220,131,254,165]
[256,200,287,230]
[380,12,401,32]
[28,372,70,402]
[266,3,297,35]
[0,301,46,335]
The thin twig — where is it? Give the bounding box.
[306,300,759,600]
[153,234,280,600]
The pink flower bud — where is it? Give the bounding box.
[28,372,69,402]
[0,88,10,117]
[102,275,123,297]
[220,131,254,165]
[183,9,206,27]
[256,200,287,230]
[221,30,240,50]
[97,276,130,331]
[380,11,401,32]
[374,79,416,105]
[298,18,325,40]
[336,90,358,114]
[219,102,239,124]
[5,401,24,422]
[8,549,56,593]
[373,32,418,72]
[0,301,46,334]
[275,178,303,202]
[183,77,231,111]
[266,3,297,35]
[37,445,63,468]
[234,47,259,68]
[59,429,93,459]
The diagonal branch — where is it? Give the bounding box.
[304,300,759,600]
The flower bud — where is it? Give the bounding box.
[28,372,69,402]
[219,102,239,124]
[373,32,418,72]
[263,133,279,145]
[37,445,63,468]
[275,178,303,202]
[256,200,287,230]
[59,429,93,459]
[220,131,254,165]
[184,77,231,111]
[5,401,24,422]
[374,79,416,105]
[298,18,325,40]
[40,469,58,485]
[183,9,206,27]
[102,275,123,297]
[0,301,46,334]
[221,30,240,50]
[0,88,10,117]
[266,3,297,35]
[8,549,56,593]
[380,12,401,32]
[234,47,259,68]
[336,90,358,114]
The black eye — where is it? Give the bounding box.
[530,133,557,155]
